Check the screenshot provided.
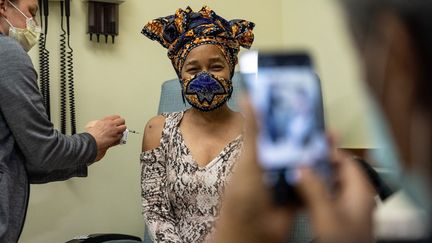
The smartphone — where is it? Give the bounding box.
[239,51,332,205]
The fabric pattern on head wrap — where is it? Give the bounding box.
[141,6,255,77]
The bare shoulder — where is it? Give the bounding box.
[142,115,166,152]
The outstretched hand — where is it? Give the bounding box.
[86,115,126,162]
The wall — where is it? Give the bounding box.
[20,0,370,242]
[280,0,372,148]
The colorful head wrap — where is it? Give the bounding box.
[141,6,255,77]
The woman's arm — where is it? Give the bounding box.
[141,115,182,242]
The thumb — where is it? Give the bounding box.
[240,95,258,147]
[297,168,336,231]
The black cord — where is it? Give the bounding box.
[43,0,51,120]
[65,0,76,135]
[38,0,51,120]
[59,1,67,134]
[37,0,46,113]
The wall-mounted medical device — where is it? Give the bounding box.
[84,0,124,43]
[39,0,77,134]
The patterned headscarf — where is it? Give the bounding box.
[141,6,255,77]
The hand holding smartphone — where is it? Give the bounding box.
[239,51,332,205]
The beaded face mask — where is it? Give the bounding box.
[181,71,233,112]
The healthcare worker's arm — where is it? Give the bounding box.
[140,116,182,243]
[0,38,98,183]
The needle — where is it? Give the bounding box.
[128,129,140,134]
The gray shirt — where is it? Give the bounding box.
[0,35,97,242]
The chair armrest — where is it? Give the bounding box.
[66,233,142,243]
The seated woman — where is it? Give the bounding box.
[140,6,255,243]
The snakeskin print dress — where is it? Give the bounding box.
[140,111,243,243]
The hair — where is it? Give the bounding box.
[341,0,432,111]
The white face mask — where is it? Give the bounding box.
[3,1,41,52]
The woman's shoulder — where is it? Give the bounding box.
[141,111,184,151]
[142,115,166,152]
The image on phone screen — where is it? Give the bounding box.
[240,51,330,187]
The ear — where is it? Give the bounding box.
[377,13,418,110]
[0,0,7,14]
[375,13,420,167]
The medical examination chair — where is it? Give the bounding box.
[67,74,393,243]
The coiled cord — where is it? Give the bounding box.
[38,0,51,120]
[59,1,67,134]
[65,0,76,135]
[67,37,76,135]
[37,0,44,103]
[42,28,51,119]
[39,32,51,120]
[38,32,46,106]
[38,0,49,117]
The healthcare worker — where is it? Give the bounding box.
[0,0,126,242]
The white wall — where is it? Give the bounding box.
[20,1,371,242]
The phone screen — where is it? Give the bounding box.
[240,51,331,189]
